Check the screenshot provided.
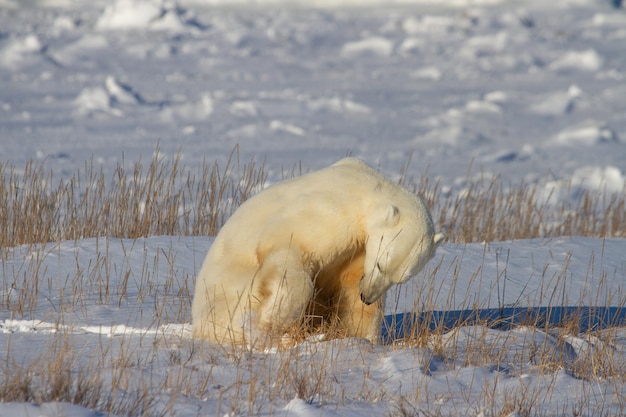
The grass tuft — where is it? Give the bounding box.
[0,146,266,248]
[2,147,625,250]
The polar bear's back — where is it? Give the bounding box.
[214,157,393,233]
[206,158,373,260]
[204,157,429,277]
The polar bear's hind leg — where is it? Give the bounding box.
[252,248,315,339]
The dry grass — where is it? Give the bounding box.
[0,146,267,248]
[1,147,625,250]
[0,333,159,416]
[411,170,626,243]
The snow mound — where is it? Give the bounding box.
[305,96,371,115]
[402,15,459,35]
[105,76,145,105]
[464,99,501,114]
[74,86,122,117]
[96,0,202,32]
[341,36,394,58]
[550,121,619,146]
[160,94,214,122]
[283,398,320,416]
[410,66,442,80]
[461,31,508,58]
[51,15,79,32]
[413,124,489,147]
[538,165,625,207]
[549,49,603,73]
[592,12,626,26]
[270,120,306,136]
[229,100,259,117]
[484,90,508,103]
[73,76,145,117]
[0,34,42,68]
[528,85,582,116]
[572,165,625,195]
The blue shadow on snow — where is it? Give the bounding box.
[382,306,626,343]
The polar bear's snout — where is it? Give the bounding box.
[360,292,372,305]
[359,270,389,305]
[359,275,371,305]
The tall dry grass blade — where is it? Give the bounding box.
[1,149,625,248]
[0,147,268,247]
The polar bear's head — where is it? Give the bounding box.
[360,201,444,305]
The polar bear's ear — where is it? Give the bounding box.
[383,205,400,226]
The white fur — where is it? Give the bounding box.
[192,158,444,346]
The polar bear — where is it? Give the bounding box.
[192,158,444,347]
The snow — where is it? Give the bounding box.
[548,49,604,73]
[340,36,395,58]
[1,0,626,415]
[570,165,625,194]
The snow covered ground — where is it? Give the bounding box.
[1,237,625,416]
[1,0,626,416]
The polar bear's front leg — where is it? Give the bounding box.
[251,248,314,343]
[335,252,384,343]
[337,285,384,343]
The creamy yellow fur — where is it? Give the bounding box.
[191,158,444,347]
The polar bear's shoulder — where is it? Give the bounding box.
[331,157,370,170]
[330,157,389,185]
[331,157,382,177]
